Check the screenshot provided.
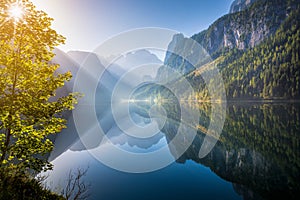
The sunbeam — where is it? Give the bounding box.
[8,1,25,22]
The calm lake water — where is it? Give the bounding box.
[46,102,300,200]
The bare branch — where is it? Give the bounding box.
[61,167,91,200]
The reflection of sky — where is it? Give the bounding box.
[31,0,233,52]
[46,149,241,200]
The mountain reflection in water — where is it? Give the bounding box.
[47,99,299,200]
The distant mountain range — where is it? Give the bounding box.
[47,1,300,199]
[49,49,163,161]
[50,0,300,160]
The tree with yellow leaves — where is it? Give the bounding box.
[0,0,78,173]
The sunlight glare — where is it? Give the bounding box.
[8,4,24,21]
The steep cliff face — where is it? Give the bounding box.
[229,0,258,13]
[163,0,298,79]
[164,0,295,67]
[159,34,210,79]
[191,0,296,56]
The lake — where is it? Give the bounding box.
[45,100,299,200]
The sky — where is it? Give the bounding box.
[31,0,233,52]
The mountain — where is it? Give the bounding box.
[187,0,297,57]
[51,48,80,98]
[49,50,116,160]
[163,0,300,100]
[48,49,165,161]
[162,103,300,199]
[229,0,258,13]
[216,7,300,99]
[156,33,213,82]
[67,50,97,65]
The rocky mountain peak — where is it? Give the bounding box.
[229,0,258,13]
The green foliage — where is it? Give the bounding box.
[217,5,300,99]
[0,167,65,200]
[185,2,300,100]
[165,102,300,199]
[191,0,297,57]
[0,0,78,173]
[162,0,300,100]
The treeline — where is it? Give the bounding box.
[192,0,298,57]
[176,103,300,199]
[216,5,300,99]
[136,0,300,101]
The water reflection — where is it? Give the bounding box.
[49,97,299,199]
[48,50,299,199]
[165,102,300,199]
